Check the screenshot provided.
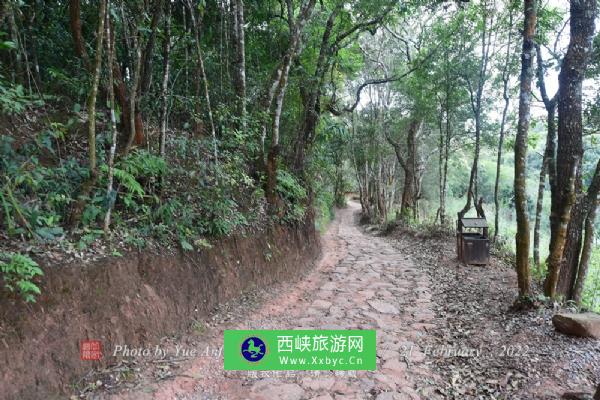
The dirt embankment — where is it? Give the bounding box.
[0,221,320,400]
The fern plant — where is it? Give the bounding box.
[0,252,44,303]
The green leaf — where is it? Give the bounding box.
[180,239,193,251]
[0,40,16,50]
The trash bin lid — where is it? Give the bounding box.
[460,218,488,228]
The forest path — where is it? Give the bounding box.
[105,201,441,400]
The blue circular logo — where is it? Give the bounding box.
[241,336,266,362]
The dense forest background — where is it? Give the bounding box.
[0,0,599,310]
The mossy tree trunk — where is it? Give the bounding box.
[544,0,596,298]
[513,0,536,300]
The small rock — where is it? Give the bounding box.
[309,395,334,400]
[252,383,305,400]
[552,312,600,339]
[368,300,399,314]
[376,392,397,400]
[313,300,332,309]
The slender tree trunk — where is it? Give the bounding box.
[23,5,41,91]
[533,43,558,270]
[544,0,596,298]
[124,34,142,154]
[68,0,107,228]
[292,6,340,174]
[545,161,579,297]
[558,201,586,298]
[159,0,171,159]
[187,1,217,161]
[69,0,90,69]
[231,0,246,120]
[571,160,600,303]
[494,74,510,241]
[104,12,118,233]
[183,7,189,94]
[140,0,163,94]
[7,2,24,84]
[264,0,317,209]
[533,102,556,267]
[387,118,422,220]
[87,0,106,174]
[69,0,133,150]
[513,0,536,300]
[266,56,293,207]
[494,10,514,241]
[572,199,598,305]
[441,86,451,225]
[459,6,492,220]
[438,103,445,224]
[118,2,145,149]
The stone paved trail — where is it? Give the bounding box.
[109,202,441,400]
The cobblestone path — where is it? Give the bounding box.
[110,202,441,400]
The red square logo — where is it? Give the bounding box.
[80,340,102,361]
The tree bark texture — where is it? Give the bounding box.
[513,0,536,299]
[544,0,596,298]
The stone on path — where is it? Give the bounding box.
[130,202,442,400]
[552,312,600,339]
[313,299,332,309]
[376,392,406,400]
[252,382,305,400]
[309,395,334,400]
[368,300,400,314]
[302,377,335,391]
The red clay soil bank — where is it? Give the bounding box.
[0,221,320,400]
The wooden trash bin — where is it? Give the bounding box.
[456,217,490,265]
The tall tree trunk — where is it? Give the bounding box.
[159,0,171,160]
[438,102,445,224]
[386,118,422,220]
[533,44,558,269]
[557,160,600,302]
[493,73,510,241]
[187,0,217,161]
[544,0,596,298]
[231,0,246,120]
[86,0,106,174]
[7,1,24,84]
[265,56,293,207]
[104,13,118,233]
[140,0,163,94]
[440,73,451,226]
[68,0,107,228]
[124,34,142,154]
[69,0,90,69]
[572,197,598,305]
[292,6,340,174]
[459,4,493,220]
[69,0,135,148]
[264,0,317,209]
[513,0,536,300]
[23,5,42,90]
[532,103,555,267]
[494,10,514,241]
[442,120,450,224]
[557,200,586,298]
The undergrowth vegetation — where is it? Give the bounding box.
[0,108,322,303]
